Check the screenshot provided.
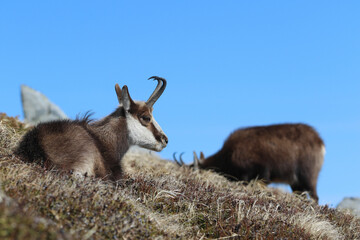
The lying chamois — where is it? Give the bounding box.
[175,123,325,202]
[15,76,168,180]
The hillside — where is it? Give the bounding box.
[0,113,359,239]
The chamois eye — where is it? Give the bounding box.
[141,116,151,123]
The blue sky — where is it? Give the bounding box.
[1,1,359,206]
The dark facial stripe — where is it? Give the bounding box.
[149,122,163,143]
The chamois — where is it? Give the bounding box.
[175,123,325,202]
[15,76,168,180]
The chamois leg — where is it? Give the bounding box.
[308,187,319,203]
[70,156,96,178]
[304,177,319,203]
[260,168,271,185]
[70,147,107,178]
[290,181,319,203]
[109,165,122,181]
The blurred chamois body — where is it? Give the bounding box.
[15,77,168,180]
[180,123,325,201]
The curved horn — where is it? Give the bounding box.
[173,152,186,167]
[193,151,200,170]
[179,152,185,166]
[173,152,181,166]
[146,76,167,107]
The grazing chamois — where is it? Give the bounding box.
[174,123,325,202]
[15,76,168,180]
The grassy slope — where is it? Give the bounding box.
[0,113,359,239]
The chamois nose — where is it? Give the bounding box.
[162,135,168,145]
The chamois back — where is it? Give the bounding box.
[176,123,325,202]
[15,76,168,180]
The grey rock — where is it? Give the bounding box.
[21,85,68,125]
[337,197,360,217]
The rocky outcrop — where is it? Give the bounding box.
[337,197,360,217]
[21,85,68,125]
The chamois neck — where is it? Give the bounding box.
[91,107,125,128]
[203,150,229,170]
[88,107,129,164]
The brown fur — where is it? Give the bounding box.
[15,111,128,180]
[196,123,325,202]
[15,77,168,180]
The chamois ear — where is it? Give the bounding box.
[193,151,200,170]
[200,151,205,161]
[115,84,122,104]
[121,85,134,111]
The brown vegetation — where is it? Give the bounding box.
[0,113,359,239]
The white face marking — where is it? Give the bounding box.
[126,112,166,152]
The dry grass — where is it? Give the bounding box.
[0,113,359,239]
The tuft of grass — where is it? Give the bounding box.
[0,113,359,239]
[0,113,27,156]
[0,113,27,134]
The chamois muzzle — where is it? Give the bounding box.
[146,76,167,108]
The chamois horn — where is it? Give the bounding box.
[146,76,167,107]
